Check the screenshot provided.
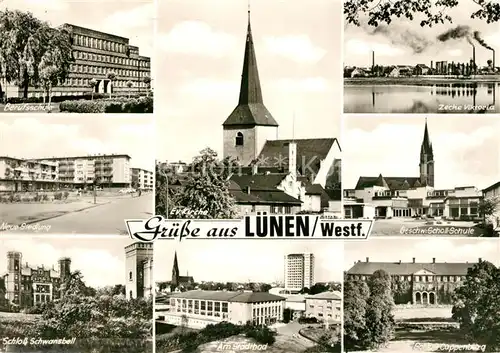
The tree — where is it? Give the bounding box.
[143,75,151,96]
[343,277,370,351]
[126,80,133,98]
[479,198,499,222]
[106,71,116,98]
[171,148,237,219]
[260,284,272,293]
[300,287,310,294]
[365,270,395,349]
[88,78,97,100]
[345,0,500,28]
[452,260,500,350]
[309,283,330,295]
[0,10,72,98]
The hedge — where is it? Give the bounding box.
[59,96,153,113]
[5,93,149,104]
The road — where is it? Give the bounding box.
[14,194,153,235]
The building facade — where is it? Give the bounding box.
[344,120,482,220]
[346,257,479,305]
[284,253,315,293]
[161,290,285,329]
[2,251,71,308]
[125,242,154,299]
[305,291,342,323]
[483,181,500,229]
[131,168,154,191]
[0,154,135,191]
[6,24,151,99]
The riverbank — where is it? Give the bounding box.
[344,76,500,85]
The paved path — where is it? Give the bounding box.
[1,194,153,235]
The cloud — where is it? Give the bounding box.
[2,0,69,12]
[159,21,237,57]
[179,79,238,100]
[270,77,330,93]
[345,39,405,57]
[447,49,463,57]
[0,117,154,170]
[0,238,125,289]
[102,3,154,31]
[263,35,326,64]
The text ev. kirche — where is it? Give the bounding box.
[134,215,366,240]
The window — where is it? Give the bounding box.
[235,132,244,146]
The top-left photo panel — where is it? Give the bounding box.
[0,0,154,114]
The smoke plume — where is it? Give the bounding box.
[369,24,433,54]
[437,25,474,45]
[473,31,493,50]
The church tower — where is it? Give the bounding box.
[222,8,279,166]
[171,251,180,287]
[419,119,435,187]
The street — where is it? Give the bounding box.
[6,194,153,235]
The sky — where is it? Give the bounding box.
[0,236,136,288]
[0,116,155,170]
[343,116,500,190]
[344,1,500,67]
[0,0,154,59]
[154,240,344,283]
[156,0,342,162]
[344,238,500,270]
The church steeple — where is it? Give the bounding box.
[419,118,435,187]
[171,252,180,287]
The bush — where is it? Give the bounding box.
[6,93,109,104]
[299,317,319,324]
[59,96,153,113]
[63,191,69,199]
[245,325,276,345]
[54,192,63,200]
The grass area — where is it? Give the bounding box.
[0,311,41,321]
[393,307,452,321]
[195,334,311,353]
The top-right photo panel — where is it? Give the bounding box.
[343,0,500,114]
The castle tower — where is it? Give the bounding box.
[222,8,279,166]
[125,242,153,299]
[419,119,435,187]
[6,251,22,305]
[171,251,180,287]
[58,257,71,282]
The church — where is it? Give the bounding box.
[220,10,341,216]
[171,252,194,291]
[343,120,483,220]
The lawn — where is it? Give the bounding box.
[393,306,453,321]
[196,334,311,353]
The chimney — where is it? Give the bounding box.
[366,257,369,263]
[492,49,495,71]
[472,45,476,74]
[372,51,375,71]
[288,142,297,180]
[432,258,435,263]
[412,257,415,263]
[430,60,433,70]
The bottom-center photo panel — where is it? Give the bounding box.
[154,240,343,353]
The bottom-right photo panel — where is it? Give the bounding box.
[343,238,500,353]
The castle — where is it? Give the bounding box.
[344,120,483,220]
[125,242,154,299]
[1,252,71,308]
[346,257,480,305]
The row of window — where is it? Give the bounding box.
[172,298,229,312]
[351,274,466,282]
[74,50,149,68]
[73,34,137,56]
[70,63,148,78]
[253,305,281,317]
[62,77,148,88]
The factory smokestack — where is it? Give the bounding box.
[492,49,496,71]
[472,44,476,75]
[372,51,375,71]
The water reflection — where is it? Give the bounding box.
[345,82,498,114]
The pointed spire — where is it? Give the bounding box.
[239,4,263,105]
[172,252,179,274]
[421,118,433,156]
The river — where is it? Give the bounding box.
[344,82,499,114]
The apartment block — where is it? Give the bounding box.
[0,157,58,192]
[131,168,154,190]
[284,253,315,293]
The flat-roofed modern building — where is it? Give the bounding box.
[131,168,154,191]
[160,290,285,329]
[483,181,500,229]
[0,154,137,191]
[305,291,342,323]
[284,253,315,293]
[5,23,151,99]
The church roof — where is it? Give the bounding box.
[347,260,478,276]
[222,11,278,127]
[229,175,302,205]
[355,175,422,190]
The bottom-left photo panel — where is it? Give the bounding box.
[0,236,153,353]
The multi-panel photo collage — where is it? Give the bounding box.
[0,0,499,352]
